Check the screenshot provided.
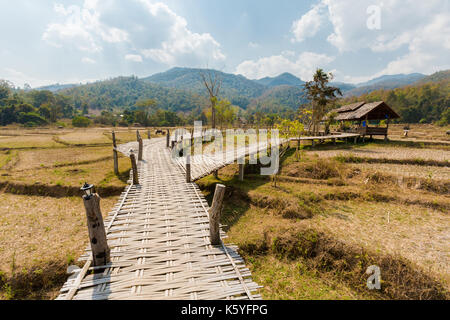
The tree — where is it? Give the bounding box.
[303,69,342,135]
[200,69,221,128]
[135,99,157,126]
[215,99,236,129]
[0,80,12,101]
[72,116,91,127]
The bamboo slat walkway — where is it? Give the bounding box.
[57,137,262,300]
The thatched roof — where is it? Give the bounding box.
[326,101,400,121]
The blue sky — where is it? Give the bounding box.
[0,0,449,87]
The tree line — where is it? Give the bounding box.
[1,69,448,128]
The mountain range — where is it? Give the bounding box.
[33,67,447,115]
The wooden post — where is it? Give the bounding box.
[82,193,110,266]
[311,139,315,147]
[186,154,191,183]
[171,140,175,149]
[354,136,358,144]
[136,130,140,141]
[130,153,139,185]
[239,161,244,181]
[138,136,143,161]
[166,130,170,148]
[112,131,119,176]
[333,138,336,145]
[147,129,151,139]
[385,117,390,141]
[209,184,226,245]
[214,170,219,179]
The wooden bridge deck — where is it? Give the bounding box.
[57,138,262,300]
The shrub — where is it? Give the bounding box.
[17,112,48,126]
[72,116,91,127]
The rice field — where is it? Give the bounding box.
[348,163,450,180]
[307,146,450,162]
[13,147,113,171]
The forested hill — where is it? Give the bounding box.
[340,72,449,124]
[56,68,449,123]
[246,85,307,116]
[60,76,209,112]
[143,67,266,100]
[254,73,305,87]
[2,67,448,126]
[344,73,426,97]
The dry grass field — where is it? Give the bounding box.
[0,126,160,299]
[388,124,450,143]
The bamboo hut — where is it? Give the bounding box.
[325,101,400,139]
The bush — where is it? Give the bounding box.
[437,108,450,126]
[72,116,91,127]
[17,112,48,126]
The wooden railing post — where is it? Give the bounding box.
[82,193,110,266]
[147,129,151,140]
[166,130,170,148]
[209,184,226,245]
[112,131,119,175]
[130,153,139,185]
[138,136,143,161]
[186,154,191,183]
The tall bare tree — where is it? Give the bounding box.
[200,69,222,129]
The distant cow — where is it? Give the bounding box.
[155,129,164,135]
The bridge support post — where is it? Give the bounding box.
[112,131,119,176]
[130,153,139,185]
[166,130,170,148]
[239,161,244,181]
[148,130,151,140]
[214,170,219,179]
[186,155,191,183]
[209,184,226,246]
[333,138,336,145]
[82,193,110,266]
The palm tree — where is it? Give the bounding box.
[303,69,342,135]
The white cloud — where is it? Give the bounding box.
[235,51,335,80]
[42,0,225,66]
[43,0,128,52]
[137,0,225,66]
[289,0,450,79]
[125,54,143,62]
[291,3,326,42]
[82,57,96,64]
[248,42,260,48]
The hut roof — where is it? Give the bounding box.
[327,101,400,121]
